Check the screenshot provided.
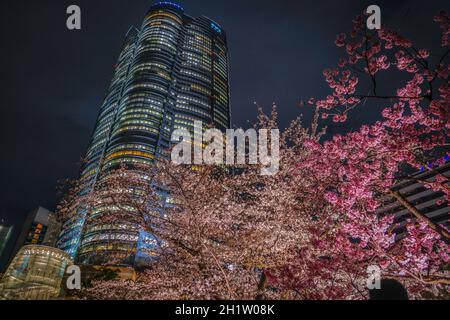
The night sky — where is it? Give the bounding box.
[0,0,448,268]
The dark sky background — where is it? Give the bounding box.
[0,0,448,268]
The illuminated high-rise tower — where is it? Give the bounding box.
[57,2,231,266]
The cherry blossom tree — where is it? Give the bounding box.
[270,11,449,299]
[60,11,450,300]
[77,109,328,299]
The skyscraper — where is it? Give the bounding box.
[12,207,61,258]
[57,2,231,266]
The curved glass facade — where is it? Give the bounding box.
[0,245,73,300]
[57,2,231,267]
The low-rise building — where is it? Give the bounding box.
[0,245,73,300]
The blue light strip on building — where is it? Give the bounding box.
[211,22,221,33]
[152,1,184,11]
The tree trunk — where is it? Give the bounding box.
[255,272,267,300]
